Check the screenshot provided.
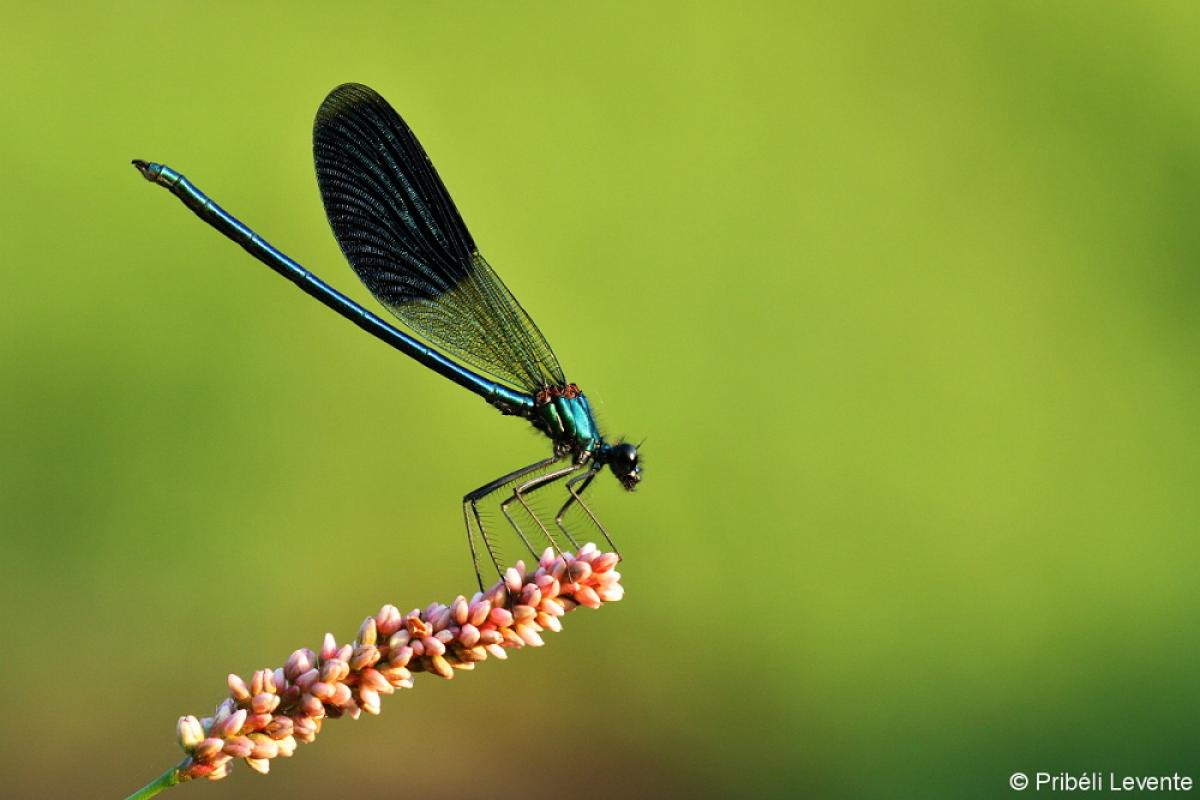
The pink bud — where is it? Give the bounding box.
[520,585,542,607]
[358,616,377,646]
[376,604,403,637]
[574,585,602,609]
[597,586,624,603]
[488,608,514,627]
[276,735,297,758]
[227,674,250,701]
[429,606,452,632]
[219,708,248,738]
[422,636,446,657]
[249,733,278,760]
[330,683,352,707]
[177,715,204,749]
[591,552,620,573]
[451,595,469,625]
[320,659,349,684]
[484,643,508,659]
[285,649,313,680]
[359,687,381,715]
[536,574,560,599]
[458,624,480,648]
[551,559,569,581]
[467,599,491,627]
[264,716,293,740]
[429,654,454,679]
[320,633,338,661]
[300,694,325,718]
[512,604,537,623]
[193,737,225,761]
[460,645,488,662]
[378,666,412,687]
[245,757,270,775]
[350,644,380,671]
[390,645,413,668]
[359,668,391,693]
[567,560,592,582]
[477,629,503,646]
[515,623,545,647]
[504,568,523,593]
[244,713,273,732]
[251,693,280,714]
[295,668,319,692]
[222,736,253,758]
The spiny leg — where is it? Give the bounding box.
[500,463,584,561]
[553,468,601,550]
[564,468,622,559]
[463,455,560,592]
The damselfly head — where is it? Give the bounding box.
[608,441,642,491]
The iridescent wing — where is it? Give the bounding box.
[313,83,566,392]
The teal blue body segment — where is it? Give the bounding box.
[134,161,535,416]
[535,393,601,456]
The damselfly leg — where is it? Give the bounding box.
[558,467,621,558]
[463,455,559,592]
[501,462,586,561]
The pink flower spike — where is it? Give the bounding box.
[148,546,623,789]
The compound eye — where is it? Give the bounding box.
[613,442,637,466]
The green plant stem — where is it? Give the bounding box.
[123,765,182,800]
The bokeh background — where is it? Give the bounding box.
[3,2,1199,797]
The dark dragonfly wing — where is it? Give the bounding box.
[313,83,566,392]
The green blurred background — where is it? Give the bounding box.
[2,2,1198,797]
